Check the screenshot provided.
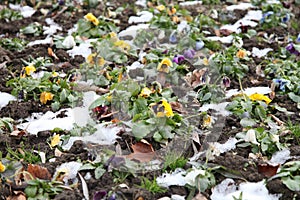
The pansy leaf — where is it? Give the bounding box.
[132,121,152,140]
[95,166,106,179]
[288,92,300,103]
[282,176,300,191]
[240,118,256,127]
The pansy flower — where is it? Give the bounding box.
[156,5,165,12]
[169,31,177,43]
[0,161,5,173]
[50,134,61,147]
[286,43,300,56]
[40,92,54,104]
[21,65,36,77]
[248,93,272,105]
[273,78,290,91]
[157,58,173,73]
[161,99,174,117]
[236,49,247,59]
[140,87,152,98]
[222,76,231,88]
[84,13,99,26]
[114,40,131,51]
[172,54,185,64]
[281,13,290,23]
[183,49,196,59]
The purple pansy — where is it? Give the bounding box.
[172,54,185,64]
[286,43,300,56]
[183,49,196,59]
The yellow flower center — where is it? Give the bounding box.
[161,99,174,117]
[50,134,60,147]
[156,5,166,12]
[140,87,152,98]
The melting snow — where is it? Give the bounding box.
[211,178,281,200]
[128,11,153,24]
[199,102,231,116]
[157,168,206,188]
[206,35,234,44]
[226,87,272,98]
[118,24,149,39]
[17,91,99,135]
[0,92,16,108]
[9,4,36,18]
[252,47,273,58]
[27,37,53,46]
[43,18,62,36]
[210,137,238,156]
[226,3,255,11]
[269,149,290,165]
[67,40,96,59]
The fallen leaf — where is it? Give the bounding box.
[48,47,59,60]
[258,163,279,177]
[126,140,155,162]
[7,191,26,200]
[27,164,51,180]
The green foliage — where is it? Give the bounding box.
[0,8,22,21]
[20,22,43,36]
[211,46,250,78]
[25,179,66,199]
[6,145,41,164]
[272,161,300,192]
[6,70,80,110]
[75,17,119,38]
[139,177,167,194]
[0,118,14,134]
[112,170,131,183]
[0,38,28,51]
[163,152,187,171]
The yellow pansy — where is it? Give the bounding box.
[50,134,60,147]
[52,71,59,77]
[157,58,173,73]
[140,87,152,98]
[84,13,99,26]
[236,49,247,59]
[168,7,176,15]
[109,32,117,38]
[156,5,165,12]
[203,58,209,66]
[203,115,212,127]
[40,92,54,104]
[0,161,5,173]
[185,15,193,22]
[114,40,131,51]
[25,65,36,75]
[248,93,272,104]
[161,99,174,117]
[87,53,96,64]
[172,16,180,23]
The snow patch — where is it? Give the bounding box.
[128,11,153,24]
[252,47,273,58]
[226,87,272,98]
[199,102,231,116]
[211,178,281,200]
[226,3,255,11]
[0,92,16,108]
[9,4,36,18]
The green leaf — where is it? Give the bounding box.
[132,121,152,140]
[60,89,69,102]
[240,118,256,127]
[202,92,212,101]
[79,163,96,171]
[255,105,267,120]
[89,95,107,110]
[25,186,38,197]
[51,102,61,111]
[95,166,106,179]
[282,176,300,191]
[288,92,300,103]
